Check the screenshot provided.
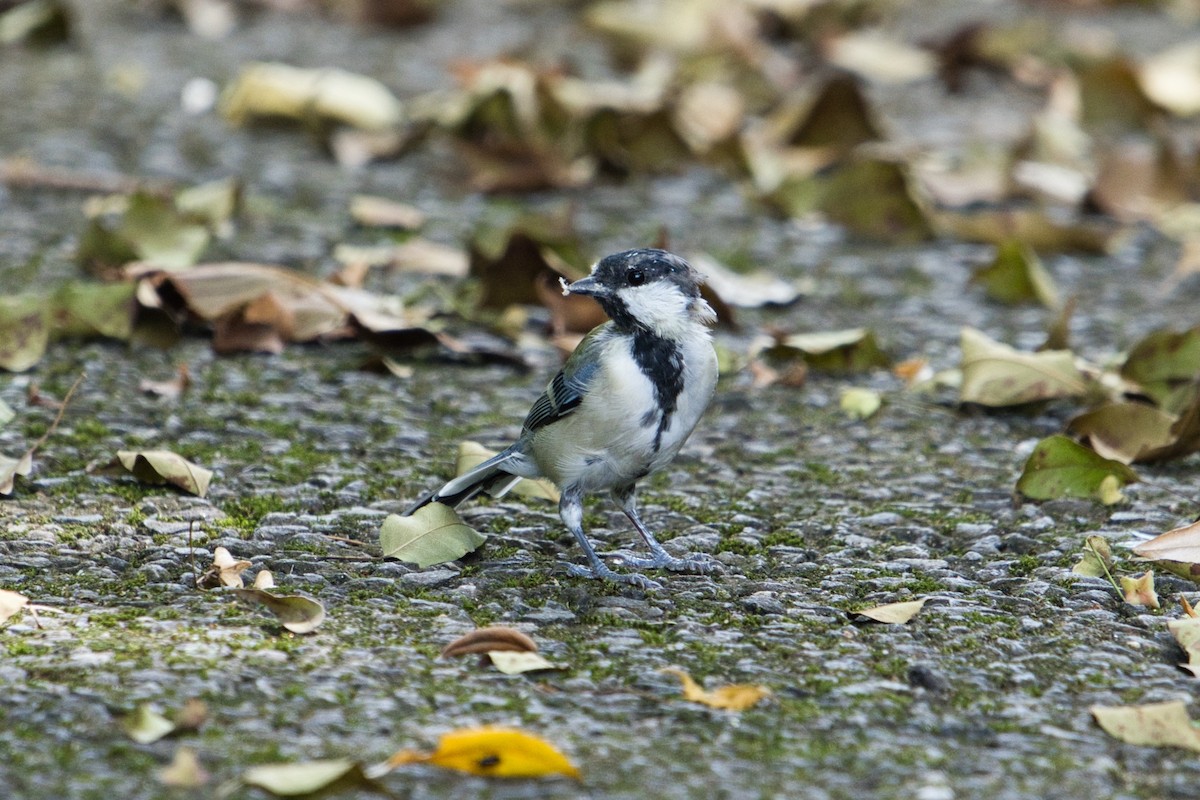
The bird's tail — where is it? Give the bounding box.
[404,447,525,515]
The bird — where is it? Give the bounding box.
[405,248,720,589]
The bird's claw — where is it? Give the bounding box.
[566,562,664,591]
[604,551,723,575]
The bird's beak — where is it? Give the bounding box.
[562,276,607,298]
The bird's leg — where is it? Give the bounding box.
[558,489,662,590]
[605,486,721,575]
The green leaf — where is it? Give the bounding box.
[121,193,211,269]
[970,240,1061,308]
[117,450,213,497]
[0,294,50,372]
[380,503,486,568]
[817,157,933,243]
[959,327,1087,406]
[1016,435,1139,504]
[50,281,137,340]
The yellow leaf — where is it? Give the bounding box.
[158,747,209,788]
[853,598,928,624]
[660,668,771,711]
[486,651,561,675]
[1120,570,1160,609]
[389,727,580,780]
[1092,700,1200,752]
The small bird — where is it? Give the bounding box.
[406,248,720,589]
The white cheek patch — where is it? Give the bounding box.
[616,281,691,337]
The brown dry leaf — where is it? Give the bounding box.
[158,746,209,788]
[1067,402,1189,464]
[769,74,883,159]
[441,626,538,658]
[934,207,1121,253]
[1091,137,1190,222]
[853,598,928,624]
[383,726,581,780]
[0,589,29,625]
[1092,701,1200,753]
[660,667,771,711]
[469,226,586,310]
[117,449,212,497]
[231,586,326,634]
[535,271,608,336]
[1075,56,1161,133]
[1120,570,1160,610]
[1168,614,1200,677]
[174,698,209,732]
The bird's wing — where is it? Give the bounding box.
[521,324,609,433]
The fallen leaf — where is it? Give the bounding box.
[0,589,29,624]
[486,651,561,674]
[970,240,1060,308]
[1072,535,1114,578]
[220,62,403,131]
[1015,435,1139,504]
[123,705,177,745]
[933,207,1121,253]
[0,372,83,495]
[197,546,252,589]
[0,397,12,427]
[457,441,559,502]
[139,364,191,399]
[231,587,326,634]
[814,157,933,243]
[379,503,486,568]
[80,192,212,272]
[158,746,209,788]
[826,30,937,85]
[1168,615,1200,677]
[441,626,538,658]
[1132,519,1200,583]
[117,449,212,497]
[0,293,51,372]
[660,668,771,711]
[1140,38,1200,116]
[840,387,882,420]
[242,759,374,796]
[349,195,427,229]
[385,726,581,780]
[174,698,208,732]
[1067,402,1179,464]
[762,328,889,373]
[853,598,928,624]
[1121,570,1160,609]
[0,0,70,47]
[253,569,276,590]
[959,327,1088,406]
[1120,325,1200,415]
[1092,701,1200,753]
[687,252,807,308]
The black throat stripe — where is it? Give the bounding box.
[630,329,684,451]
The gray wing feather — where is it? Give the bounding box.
[521,325,608,434]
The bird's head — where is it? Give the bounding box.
[562,249,715,337]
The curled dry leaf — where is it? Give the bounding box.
[117,449,212,497]
[441,626,538,658]
[231,587,326,634]
[379,503,486,569]
[1168,614,1200,677]
[0,589,29,624]
[253,569,276,590]
[1132,519,1200,583]
[1092,701,1200,753]
[242,759,374,797]
[660,668,771,711]
[457,441,559,503]
[758,328,889,374]
[852,598,928,624]
[197,546,252,589]
[383,726,581,780]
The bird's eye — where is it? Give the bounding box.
[627,268,646,286]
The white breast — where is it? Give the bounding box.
[531,325,717,493]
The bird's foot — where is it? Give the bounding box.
[565,561,663,591]
[604,550,723,575]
